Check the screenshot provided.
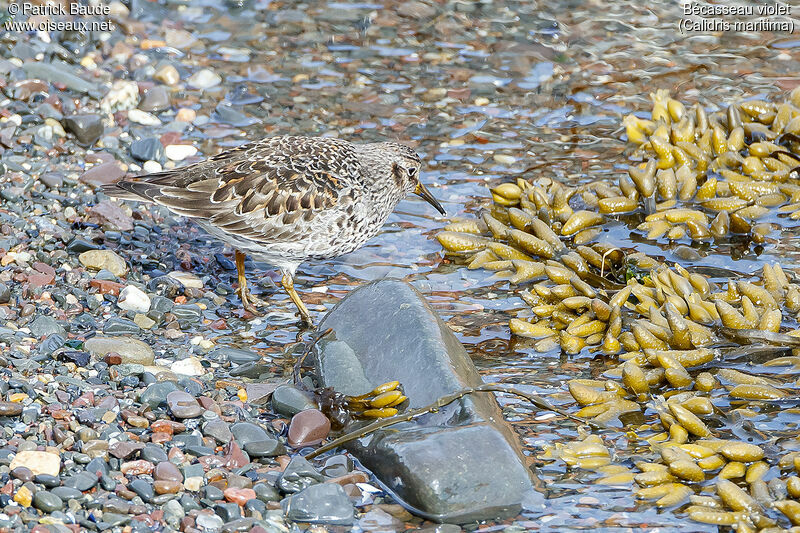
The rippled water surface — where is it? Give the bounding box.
[132,0,800,529]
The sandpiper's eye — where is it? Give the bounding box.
[407,167,417,178]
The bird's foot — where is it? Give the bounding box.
[281,272,315,328]
[297,310,315,329]
[344,380,407,419]
[238,287,265,317]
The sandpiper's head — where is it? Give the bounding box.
[358,142,446,215]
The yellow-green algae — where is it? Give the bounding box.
[438,89,800,531]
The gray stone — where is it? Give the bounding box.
[22,61,99,93]
[282,483,354,526]
[98,513,130,528]
[212,347,261,365]
[271,385,315,417]
[64,115,103,146]
[196,513,224,530]
[103,317,141,335]
[29,315,65,338]
[140,381,179,409]
[314,279,536,523]
[253,482,280,502]
[204,485,224,500]
[128,478,154,502]
[51,486,82,501]
[163,499,185,527]
[141,444,169,464]
[130,137,164,162]
[277,455,323,493]
[244,498,267,517]
[32,491,63,512]
[166,391,202,418]
[213,502,240,522]
[172,304,202,324]
[230,422,283,457]
[139,86,171,112]
[203,418,232,444]
[62,470,98,491]
[85,336,154,365]
[39,172,63,189]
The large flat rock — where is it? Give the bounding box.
[314,279,537,523]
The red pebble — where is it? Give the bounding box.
[150,420,175,435]
[120,460,154,476]
[223,487,256,506]
[104,353,122,366]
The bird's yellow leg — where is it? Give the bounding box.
[280,272,313,326]
[235,250,262,316]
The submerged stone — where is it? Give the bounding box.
[314,279,536,523]
[282,483,354,526]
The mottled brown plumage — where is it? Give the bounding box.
[103,135,445,324]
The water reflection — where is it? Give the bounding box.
[137,0,800,526]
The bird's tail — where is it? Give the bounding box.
[101,182,145,201]
[101,167,182,202]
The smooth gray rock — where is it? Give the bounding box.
[64,115,103,146]
[230,422,284,457]
[282,483,354,526]
[277,455,323,493]
[29,315,65,338]
[166,391,202,419]
[22,61,99,94]
[32,491,63,512]
[139,381,179,410]
[314,279,536,523]
[202,418,232,444]
[271,385,315,417]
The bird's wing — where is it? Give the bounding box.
[104,136,358,244]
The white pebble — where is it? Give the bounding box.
[187,69,222,90]
[165,144,198,161]
[143,160,162,173]
[118,285,151,313]
[167,271,203,289]
[493,154,516,165]
[127,109,161,126]
[101,80,139,114]
[171,356,205,376]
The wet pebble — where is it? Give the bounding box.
[271,385,316,417]
[282,483,355,526]
[64,114,103,146]
[139,86,171,112]
[231,422,284,457]
[9,451,60,477]
[130,137,165,162]
[171,356,205,376]
[140,381,180,409]
[79,250,127,276]
[166,391,203,419]
[165,144,198,161]
[127,109,161,126]
[288,409,331,447]
[85,336,154,365]
[32,491,63,512]
[187,69,222,89]
[0,401,23,417]
[154,64,180,86]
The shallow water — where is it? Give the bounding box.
[134,0,800,528]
